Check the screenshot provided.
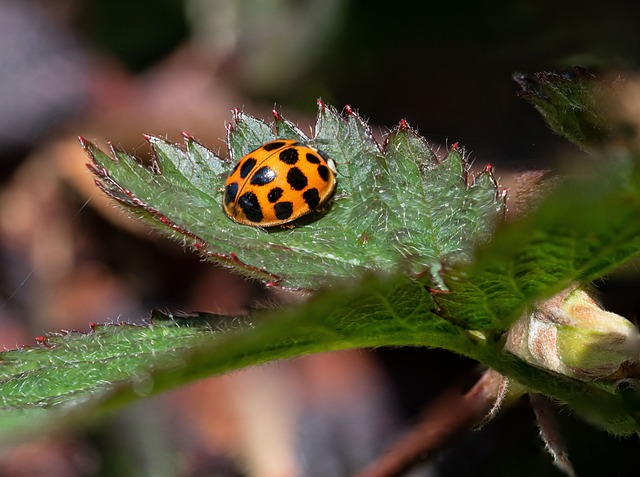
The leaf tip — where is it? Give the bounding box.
[78,135,91,151]
[232,107,244,123]
[79,137,98,164]
[317,98,326,111]
[344,104,354,116]
[35,336,51,348]
[106,141,118,158]
[272,108,283,121]
[181,131,200,145]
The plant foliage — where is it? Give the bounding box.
[0,71,639,441]
[84,102,504,290]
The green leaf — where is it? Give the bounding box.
[3,149,640,438]
[0,273,638,440]
[0,274,464,439]
[0,315,251,409]
[6,84,636,444]
[83,102,504,289]
[7,140,640,431]
[437,151,640,333]
[513,67,636,151]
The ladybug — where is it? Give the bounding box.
[223,139,337,227]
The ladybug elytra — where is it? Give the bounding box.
[223,139,337,227]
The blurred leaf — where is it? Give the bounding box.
[513,67,636,151]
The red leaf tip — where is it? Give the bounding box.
[272,108,282,120]
[484,163,493,173]
[317,99,326,110]
[344,104,354,115]
[399,118,410,130]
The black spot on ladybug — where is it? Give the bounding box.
[279,148,299,165]
[238,192,263,222]
[267,187,283,203]
[305,152,321,164]
[239,158,257,179]
[262,141,286,152]
[225,182,238,204]
[274,201,294,220]
[250,166,276,186]
[317,165,330,182]
[287,167,308,190]
[302,188,321,209]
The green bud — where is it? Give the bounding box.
[505,288,639,381]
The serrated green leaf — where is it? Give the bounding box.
[227,109,276,162]
[274,108,310,142]
[315,104,384,201]
[83,103,504,289]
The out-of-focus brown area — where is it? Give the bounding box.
[1,1,639,476]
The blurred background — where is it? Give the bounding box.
[0,0,639,475]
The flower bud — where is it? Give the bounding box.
[505,288,639,380]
